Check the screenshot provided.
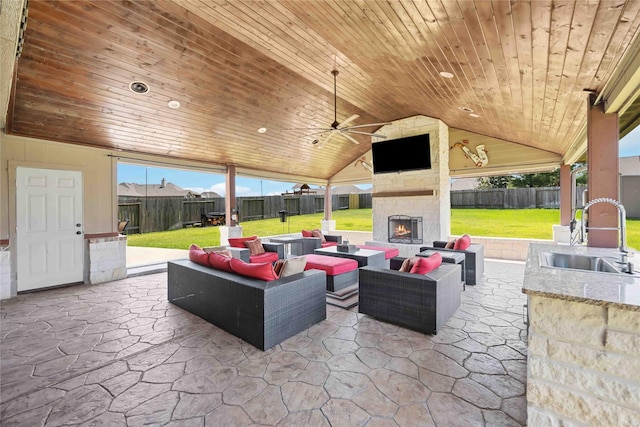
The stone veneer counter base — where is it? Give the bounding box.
[522,243,640,426]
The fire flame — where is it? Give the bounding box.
[394,224,411,237]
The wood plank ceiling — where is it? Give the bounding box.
[6,0,640,181]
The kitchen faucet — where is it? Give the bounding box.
[573,198,631,270]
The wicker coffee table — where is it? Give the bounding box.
[314,246,386,268]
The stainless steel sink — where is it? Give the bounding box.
[539,252,621,274]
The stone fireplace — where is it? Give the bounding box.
[388,215,423,244]
[366,116,451,258]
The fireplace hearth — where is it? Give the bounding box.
[388,215,423,244]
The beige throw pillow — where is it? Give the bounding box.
[279,256,307,277]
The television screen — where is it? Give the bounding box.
[371,133,431,174]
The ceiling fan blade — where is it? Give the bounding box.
[300,129,336,136]
[342,132,360,145]
[339,114,359,127]
[285,127,334,132]
[316,132,336,149]
[342,122,392,129]
[344,129,387,137]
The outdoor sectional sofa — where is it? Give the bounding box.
[358,262,462,334]
[168,259,327,350]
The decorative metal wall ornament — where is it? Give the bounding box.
[452,139,489,167]
[354,156,373,173]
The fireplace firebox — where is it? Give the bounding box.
[388,215,423,244]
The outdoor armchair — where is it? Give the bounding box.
[227,236,284,263]
[420,240,484,285]
[358,262,462,334]
[292,230,342,256]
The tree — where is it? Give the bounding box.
[476,163,588,189]
[510,169,560,188]
[477,176,512,189]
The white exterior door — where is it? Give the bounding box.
[16,167,84,291]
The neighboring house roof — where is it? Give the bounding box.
[451,178,479,191]
[118,181,201,198]
[332,185,371,195]
[200,191,221,198]
[620,156,640,176]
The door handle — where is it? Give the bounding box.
[76,223,81,227]
[76,231,82,235]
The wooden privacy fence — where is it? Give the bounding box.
[451,186,587,209]
[118,193,373,234]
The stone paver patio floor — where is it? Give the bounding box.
[0,260,528,426]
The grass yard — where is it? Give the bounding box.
[125,208,640,251]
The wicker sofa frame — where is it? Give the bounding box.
[168,259,327,350]
[420,242,484,285]
[291,234,342,256]
[228,241,284,263]
[358,263,462,334]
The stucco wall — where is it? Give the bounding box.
[621,176,640,218]
[1,133,118,239]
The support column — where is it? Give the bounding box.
[220,164,242,245]
[586,93,619,248]
[559,164,572,226]
[225,164,237,227]
[321,183,335,232]
[553,164,573,243]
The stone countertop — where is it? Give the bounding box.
[523,243,640,311]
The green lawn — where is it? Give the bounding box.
[126,208,640,251]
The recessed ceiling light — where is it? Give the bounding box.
[469,113,480,118]
[439,71,454,79]
[458,106,474,113]
[258,127,267,134]
[168,100,181,109]
[129,81,149,94]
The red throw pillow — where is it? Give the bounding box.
[453,234,471,251]
[301,229,313,238]
[209,252,233,272]
[410,253,442,275]
[188,244,210,267]
[229,258,279,281]
[228,235,258,248]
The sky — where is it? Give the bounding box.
[117,163,297,197]
[118,131,640,195]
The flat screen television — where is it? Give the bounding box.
[371,133,431,174]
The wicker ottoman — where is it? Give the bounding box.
[305,254,359,292]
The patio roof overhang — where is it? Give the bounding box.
[2,0,640,184]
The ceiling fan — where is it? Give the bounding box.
[308,70,391,148]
